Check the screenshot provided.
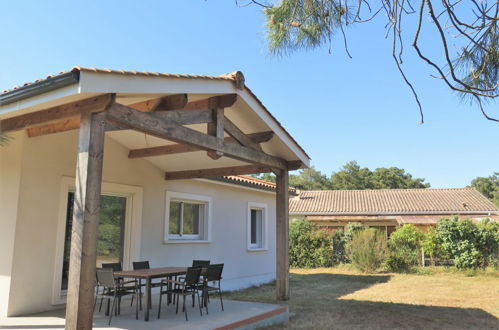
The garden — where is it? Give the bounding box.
[226,217,499,329]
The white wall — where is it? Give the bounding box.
[0,132,24,317]
[3,129,276,316]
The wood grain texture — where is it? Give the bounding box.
[223,116,261,150]
[0,94,113,133]
[164,164,274,180]
[65,111,106,330]
[275,169,290,301]
[128,94,188,112]
[128,131,275,158]
[106,103,287,169]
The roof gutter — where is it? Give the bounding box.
[0,71,80,106]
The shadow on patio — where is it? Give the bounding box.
[0,298,288,330]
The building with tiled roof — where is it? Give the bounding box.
[290,188,499,232]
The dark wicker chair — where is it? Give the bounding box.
[95,268,139,325]
[202,263,224,313]
[158,267,203,321]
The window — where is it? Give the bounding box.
[165,192,211,242]
[247,202,267,251]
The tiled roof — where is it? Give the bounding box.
[0,66,309,160]
[212,175,297,194]
[289,188,499,215]
[1,67,235,94]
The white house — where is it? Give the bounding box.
[0,67,310,325]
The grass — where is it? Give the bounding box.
[225,266,499,329]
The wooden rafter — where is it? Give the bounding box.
[128,131,275,158]
[27,117,80,138]
[164,160,303,180]
[106,102,288,169]
[207,107,224,160]
[0,94,114,133]
[25,107,209,138]
[128,94,188,112]
[180,94,237,111]
[223,116,261,150]
[165,165,274,180]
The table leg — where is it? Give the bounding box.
[167,276,172,305]
[145,278,151,321]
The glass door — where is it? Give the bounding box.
[61,192,127,291]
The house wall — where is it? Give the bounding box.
[0,132,24,317]
[3,130,276,316]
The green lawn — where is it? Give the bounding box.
[225,266,499,329]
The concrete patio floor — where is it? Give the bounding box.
[0,297,289,330]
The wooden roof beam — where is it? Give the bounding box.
[164,160,303,180]
[165,165,274,180]
[128,131,275,158]
[0,94,114,133]
[127,93,237,112]
[128,94,188,112]
[106,102,288,169]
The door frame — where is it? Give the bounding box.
[51,177,143,305]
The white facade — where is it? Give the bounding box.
[0,130,277,317]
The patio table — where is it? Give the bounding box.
[114,266,187,321]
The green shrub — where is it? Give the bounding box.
[436,217,499,269]
[346,228,388,273]
[289,220,334,268]
[385,253,411,272]
[421,228,444,265]
[386,224,424,271]
[332,222,365,264]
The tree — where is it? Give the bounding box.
[255,161,429,190]
[329,161,372,190]
[289,166,332,190]
[238,1,498,123]
[254,166,332,189]
[470,172,499,206]
[330,161,429,189]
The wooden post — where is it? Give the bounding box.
[65,111,106,330]
[275,169,289,300]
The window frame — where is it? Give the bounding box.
[164,191,212,244]
[247,202,268,252]
[52,177,143,305]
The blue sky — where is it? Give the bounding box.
[1,1,497,187]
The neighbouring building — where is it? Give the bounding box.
[289,188,499,234]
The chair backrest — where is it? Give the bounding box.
[206,263,224,282]
[101,262,122,271]
[133,261,150,270]
[96,268,116,288]
[184,267,202,286]
[192,260,210,268]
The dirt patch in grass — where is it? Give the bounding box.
[225,266,499,329]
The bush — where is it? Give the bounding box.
[346,228,388,273]
[385,253,411,272]
[387,224,425,270]
[422,228,445,265]
[289,220,334,268]
[436,217,499,269]
[332,222,365,264]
